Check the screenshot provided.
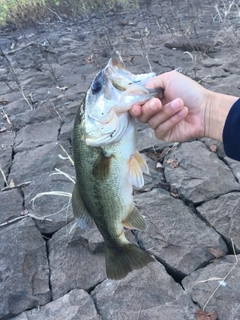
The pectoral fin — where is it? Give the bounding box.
[122,205,147,230]
[134,151,149,174]
[72,184,94,229]
[128,151,149,188]
[92,151,111,180]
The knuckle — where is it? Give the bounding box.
[155,125,168,140]
[147,117,157,129]
[138,115,149,123]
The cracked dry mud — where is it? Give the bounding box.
[1,1,240,319]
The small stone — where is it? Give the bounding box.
[182,255,240,320]
[24,170,75,234]
[0,189,23,225]
[14,118,60,153]
[8,141,72,185]
[164,141,240,203]
[197,192,240,251]
[48,221,106,300]
[91,262,196,320]
[9,289,101,320]
[134,188,227,276]
[0,219,50,319]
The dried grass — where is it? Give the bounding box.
[195,238,239,311]
[0,0,141,28]
[0,167,8,186]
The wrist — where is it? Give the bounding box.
[204,91,238,141]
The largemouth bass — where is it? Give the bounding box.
[72,59,160,280]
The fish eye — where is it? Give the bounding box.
[91,81,102,94]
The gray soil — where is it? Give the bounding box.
[1,1,240,319]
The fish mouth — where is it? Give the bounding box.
[85,58,161,147]
[104,58,161,112]
[105,59,130,92]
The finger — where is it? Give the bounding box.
[145,73,167,90]
[137,98,163,123]
[154,107,188,141]
[129,104,142,117]
[147,98,184,130]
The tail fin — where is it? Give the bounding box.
[105,244,154,280]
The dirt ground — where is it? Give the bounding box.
[1,1,240,319]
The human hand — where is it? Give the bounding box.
[130,71,210,142]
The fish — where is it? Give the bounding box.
[72,58,160,280]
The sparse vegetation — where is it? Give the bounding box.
[0,0,141,28]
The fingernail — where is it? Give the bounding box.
[170,99,181,111]
[149,100,158,111]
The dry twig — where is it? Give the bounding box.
[0,167,8,186]
[195,238,239,311]
[0,107,12,126]
[50,100,64,123]
[21,87,33,110]
[0,212,53,227]
[50,168,75,184]
[56,143,74,165]
[1,181,31,191]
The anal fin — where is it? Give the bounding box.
[72,184,94,229]
[122,206,147,230]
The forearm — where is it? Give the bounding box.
[204,91,238,141]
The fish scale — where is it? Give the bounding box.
[72,58,161,280]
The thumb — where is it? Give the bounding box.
[145,72,171,90]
